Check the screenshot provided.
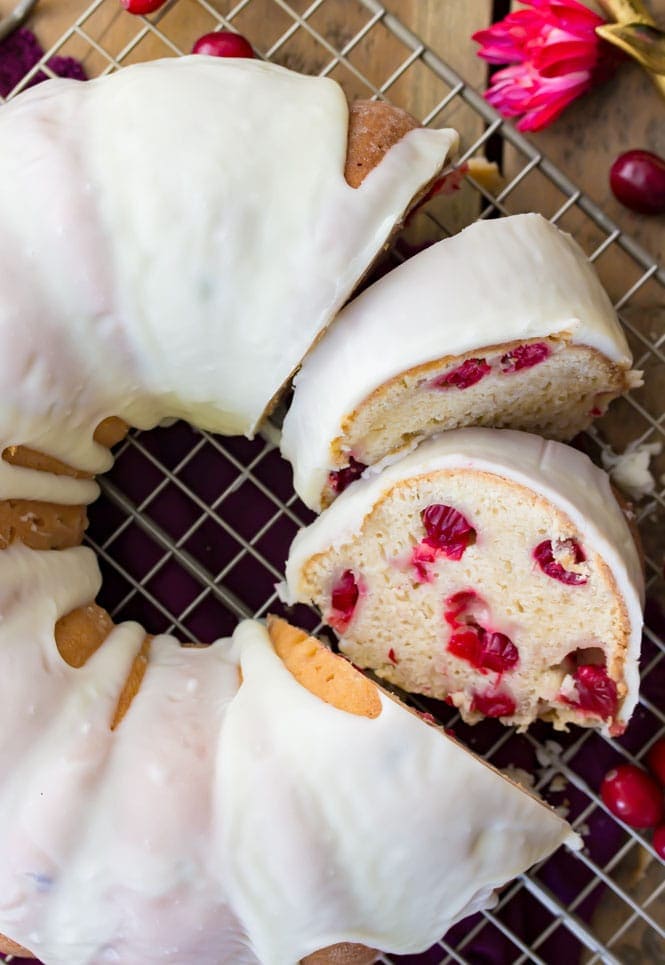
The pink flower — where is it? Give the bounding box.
[473,0,621,132]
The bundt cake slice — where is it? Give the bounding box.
[284,429,644,736]
[281,213,641,511]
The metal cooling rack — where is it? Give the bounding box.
[1,0,664,962]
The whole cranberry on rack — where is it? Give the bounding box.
[601,763,664,829]
[120,0,168,14]
[654,825,665,861]
[647,737,665,787]
[609,150,665,216]
[192,31,255,58]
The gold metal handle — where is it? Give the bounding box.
[596,0,665,103]
[597,0,655,24]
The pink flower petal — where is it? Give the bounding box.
[476,0,614,131]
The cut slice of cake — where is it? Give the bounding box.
[284,429,644,736]
[281,213,641,511]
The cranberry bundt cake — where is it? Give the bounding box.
[0,57,465,961]
[284,428,644,737]
[0,604,578,962]
[281,214,641,511]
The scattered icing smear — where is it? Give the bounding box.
[601,441,662,500]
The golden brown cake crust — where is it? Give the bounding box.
[345,100,419,189]
[267,615,381,719]
[302,941,380,964]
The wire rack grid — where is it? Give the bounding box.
[1,0,664,963]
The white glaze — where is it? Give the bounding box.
[284,428,644,732]
[0,559,577,963]
[280,214,634,510]
[0,56,457,503]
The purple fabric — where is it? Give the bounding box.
[0,27,85,98]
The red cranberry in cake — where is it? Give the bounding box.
[285,430,643,735]
[421,504,476,560]
[500,342,550,372]
[601,765,664,828]
[446,595,519,674]
[328,570,360,633]
[534,539,588,586]
[328,457,367,496]
[411,542,437,582]
[444,590,482,627]
[388,648,399,665]
[432,358,490,391]
[481,632,519,673]
[448,626,484,667]
[471,690,517,718]
[561,665,618,719]
[450,626,519,674]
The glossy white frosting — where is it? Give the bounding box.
[0,554,577,963]
[0,56,457,504]
[281,213,634,511]
[284,428,644,732]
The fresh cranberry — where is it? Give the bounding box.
[501,342,550,372]
[654,825,665,861]
[192,31,255,58]
[471,690,517,718]
[328,570,359,633]
[610,150,665,216]
[534,539,587,586]
[647,738,665,787]
[328,457,367,496]
[421,504,476,561]
[121,0,167,13]
[432,358,491,391]
[562,665,618,720]
[601,764,664,828]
